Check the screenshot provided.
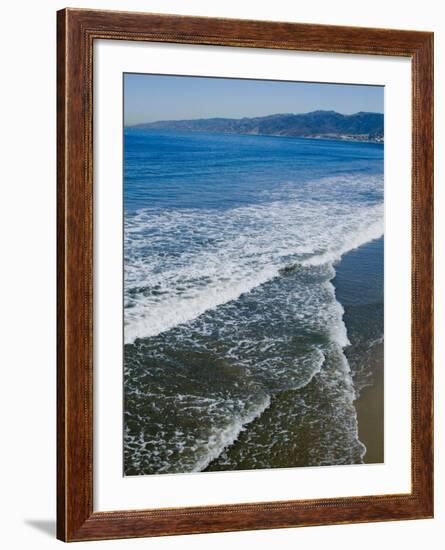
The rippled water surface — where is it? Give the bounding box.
[123,129,384,475]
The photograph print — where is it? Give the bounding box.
[123,74,384,476]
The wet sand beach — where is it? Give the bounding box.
[335,237,384,464]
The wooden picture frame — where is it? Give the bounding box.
[57,8,434,542]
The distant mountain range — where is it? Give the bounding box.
[130,110,384,143]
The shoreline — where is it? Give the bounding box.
[354,346,384,463]
[333,237,384,464]
[126,127,384,144]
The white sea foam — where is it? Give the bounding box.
[124,173,383,344]
[190,394,272,472]
[124,166,383,473]
[301,217,384,267]
[125,264,277,343]
[124,181,383,472]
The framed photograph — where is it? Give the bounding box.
[57,8,433,542]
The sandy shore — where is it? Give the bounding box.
[334,237,384,465]
[354,344,384,463]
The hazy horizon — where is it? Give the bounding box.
[124,74,384,127]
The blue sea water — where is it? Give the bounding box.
[123,129,384,475]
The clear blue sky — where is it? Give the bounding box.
[124,73,383,126]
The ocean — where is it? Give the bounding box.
[123,129,384,475]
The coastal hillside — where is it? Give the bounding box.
[131,110,384,142]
